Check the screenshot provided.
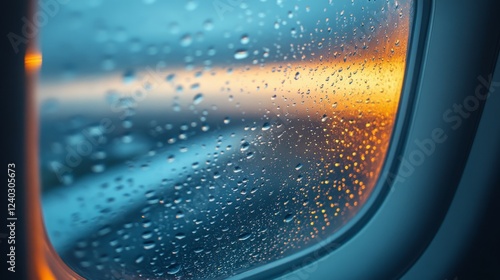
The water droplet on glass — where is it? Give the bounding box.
[91,164,105,173]
[295,163,303,170]
[284,214,295,223]
[167,263,181,275]
[240,142,250,152]
[180,34,192,47]
[185,1,197,11]
[240,34,250,44]
[203,19,214,31]
[169,22,180,34]
[194,247,204,254]
[234,49,249,60]
[97,226,111,236]
[175,233,186,240]
[175,211,185,219]
[166,73,175,82]
[142,231,153,239]
[193,93,204,105]
[238,232,252,241]
[167,155,175,163]
[143,240,156,250]
[135,255,144,264]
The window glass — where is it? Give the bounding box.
[37,0,413,278]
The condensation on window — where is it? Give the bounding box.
[37,0,413,279]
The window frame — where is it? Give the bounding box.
[21,0,500,279]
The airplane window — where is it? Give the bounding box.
[37,0,413,278]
